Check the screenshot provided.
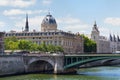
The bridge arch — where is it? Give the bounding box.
[27,58,55,73]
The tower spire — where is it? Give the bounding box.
[25,13,29,32]
[94,21,97,27]
[93,21,99,32]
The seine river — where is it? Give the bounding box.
[0,66,120,80]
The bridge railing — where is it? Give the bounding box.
[64,54,120,69]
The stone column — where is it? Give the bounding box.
[53,54,64,74]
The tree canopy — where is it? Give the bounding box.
[5,36,64,54]
[18,40,32,51]
[81,35,96,53]
[5,36,18,51]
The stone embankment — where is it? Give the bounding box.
[0,55,25,76]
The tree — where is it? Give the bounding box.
[30,43,38,52]
[81,35,96,52]
[7,41,18,52]
[5,36,18,50]
[55,46,64,53]
[37,43,64,53]
[9,36,18,42]
[47,44,55,53]
[18,40,31,51]
[39,42,48,52]
[37,45,43,52]
[5,36,64,54]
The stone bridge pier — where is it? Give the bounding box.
[23,54,65,74]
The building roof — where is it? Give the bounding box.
[41,13,57,25]
[109,34,112,41]
[109,34,120,42]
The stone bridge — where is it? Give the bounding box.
[1,54,120,76]
[23,54,64,74]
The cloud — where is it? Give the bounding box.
[14,16,44,31]
[104,17,120,26]
[99,27,110,37]
[3,9,25,16]
[0,21,6,31]
[3,9,47,16]
[0,0,36,8]
[11,15,90,34]
[63,24,90,34]
[29,16,44,29]
[42,0,52,5]
[57,17,82,24]
[57,16,90,33]
[0,21,5,27]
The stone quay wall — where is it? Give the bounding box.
[0,55,25,76]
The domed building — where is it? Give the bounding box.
[5,13,84,54]
[41,13,57,32]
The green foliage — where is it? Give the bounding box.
[18,40,32,51]
[5,36,64,54]
[47,44,64,53]
[5,36,18,51]
[47,44,55,53]
[5,36,18,42]
[8,41,18,51]
[81,34,96,52]
[55,46,64,52]
[37,45,42,52]
[40,42,48,52]
[30,43,38,52]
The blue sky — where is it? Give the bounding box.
[0,0,120,37]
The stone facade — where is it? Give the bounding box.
[91,22,110,53]
[109,34,120,53]
[5,13,84,54]
[98,40,110,53]
[91,21,120,53]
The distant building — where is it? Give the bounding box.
[0,32,4,54]
[5,13,84,54]
[91,21,110,53]
[90,21,120,53]
[109,34,120,53]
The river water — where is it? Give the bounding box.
[0,66,120,80]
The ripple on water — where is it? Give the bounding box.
[78,67,120,77]
[0,67,120,80]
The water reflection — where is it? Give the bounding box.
[0,67,120,80]
[78,66,120,77]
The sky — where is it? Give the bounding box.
[0,0,120,38]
